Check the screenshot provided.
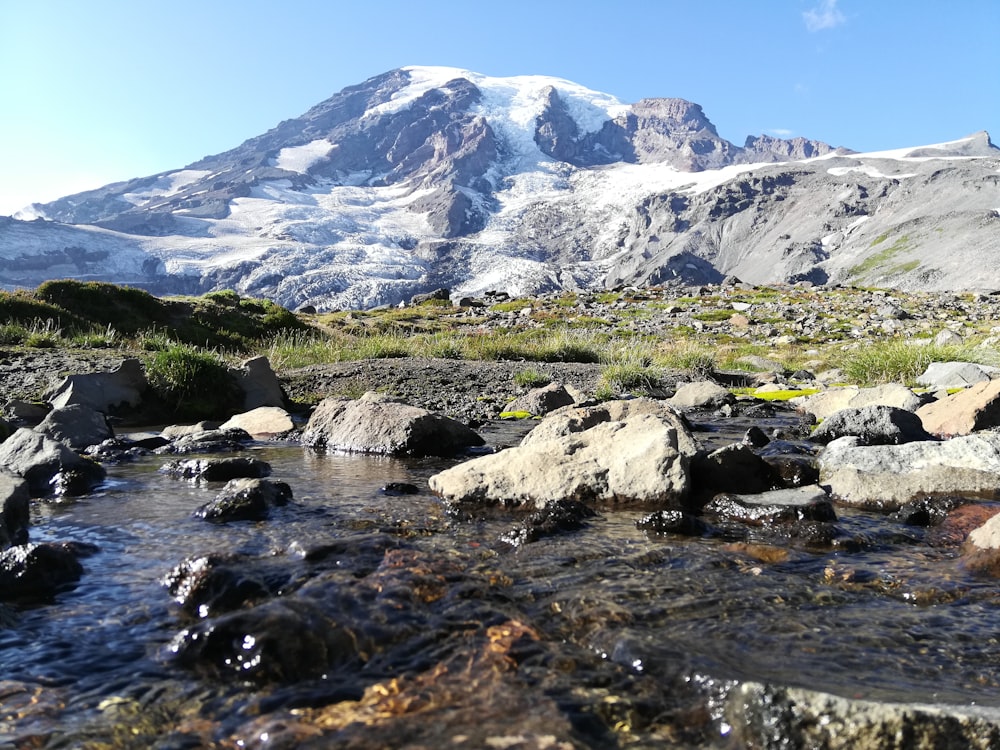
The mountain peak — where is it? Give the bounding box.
[5,67,996,310]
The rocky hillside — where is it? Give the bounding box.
[2,66,997,309]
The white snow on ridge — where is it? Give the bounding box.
[121,169,211,206]
[367,65,629,167]
[274,139,336,173]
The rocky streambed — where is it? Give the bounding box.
[4,348,1000,748]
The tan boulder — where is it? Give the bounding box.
[916,379,1000,436]
[219,407,295,439]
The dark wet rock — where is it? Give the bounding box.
[691,443,776,497]
[503,382,577,417]
[168,597,364,683]
[431,407,691,511]
[0,427,107,497]
[163,553,293,618]
[154,428,254,455]
[917,379,1000,437]
[636,509,709,536]
[193,478,292,523]
[742,425,770,448]
[810,405,935,446]
[725,681,1000,750]
[761,454,820,487]
[44,357,147,414]
[0,542,89,601]
[498,499,597,548]
[0,470,30,549]
[161,457,272,482]
[820,433,1000,511]
[379,482,420,496]
[301,392,484,457]
[35,403,114,450]
[892,495,971,527]
[703,485,836,526]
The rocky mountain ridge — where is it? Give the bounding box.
[2,66,997,309]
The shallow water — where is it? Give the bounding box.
[3,420,1000,746]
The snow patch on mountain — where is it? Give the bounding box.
[122,169,212,206]
[274,140,337,173]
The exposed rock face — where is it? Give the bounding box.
[809,405,934,445]
[0,471,30,549]
[35,404,114,451]
[12,69,995,311]
[794,384,922,422]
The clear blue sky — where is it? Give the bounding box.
[1,0,997,215]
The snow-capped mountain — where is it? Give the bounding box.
[3,66,998,309]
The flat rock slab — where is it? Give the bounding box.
[219,406,295,438]
[819,434,1000,511]
[916,361,1000,389]
[704,485,836,525]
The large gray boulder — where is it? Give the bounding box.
[36,404,114,451]
[668,380,735,410]
[917,379,1000,436]
[819,433,1000,511]
[917,361,1000,389]
[0,428,107,497]
[234,356,286,410]
[503,382,577,417]
[429,407,692,511]
[45,358,147,413]
[794,384,921,421]
[810,404,934,445]
[301,392,483,457]
[521,398,699,457]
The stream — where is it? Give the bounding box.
[3,418,1000,747]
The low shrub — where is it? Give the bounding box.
[145,344,242,420]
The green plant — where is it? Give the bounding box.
[513,368,551,388]
[24,319,62,348]
[145,344,242,420]
[840,340,981,386]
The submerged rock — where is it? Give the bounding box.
[301,392,484,457]
[193,478,292,523]
[703,485,836,525]
[163,553,290,618]
[168,597,363,683]
[0,542,92,601]
[160,457,272,482]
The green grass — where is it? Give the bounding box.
[840,340,988,386]
[849,235,912,279]
[145,343,243,420]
